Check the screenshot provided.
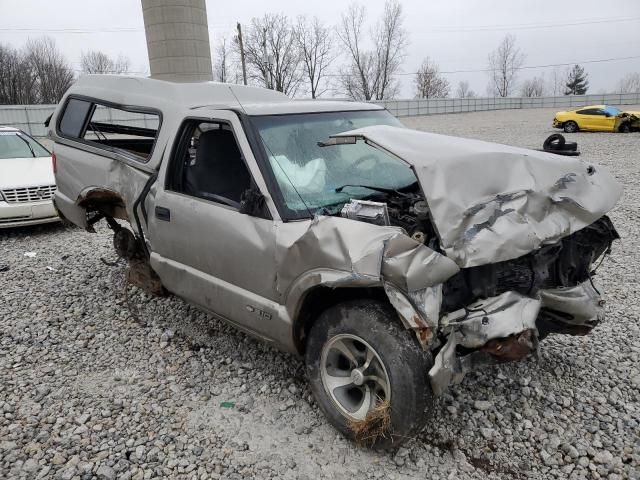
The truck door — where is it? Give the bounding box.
[147,111,288,346]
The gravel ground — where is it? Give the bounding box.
[1,107,639,480]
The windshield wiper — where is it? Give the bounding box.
[16,134,36,157]
[334,184,409,196]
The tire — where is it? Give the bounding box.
[563,121,578,133]
[543,133,566,150]
[619,123,631,133]
[305,300,434,449]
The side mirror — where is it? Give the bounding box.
[604,112,611,117]
[239,187,270,219]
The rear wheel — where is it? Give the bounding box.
[563,121,578,133]
[305,300,434,449]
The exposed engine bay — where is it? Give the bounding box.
[340,192,620,337]
[340,190,440,250]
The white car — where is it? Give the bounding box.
[0,126,59,228]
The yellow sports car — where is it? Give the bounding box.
[553,105,640,133]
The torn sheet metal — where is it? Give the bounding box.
[277,216,403,298]
[615,112,640,132]
[429,291,541,395]
[383,282,444,348]
[278,215,459,335]
[383,282,439,326]
[381,233,459,292]
[439,291,541,348]
[429,277,607,395]
[539,279,604,326]
[331,126,622,268]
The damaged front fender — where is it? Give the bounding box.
[281,216,459,346]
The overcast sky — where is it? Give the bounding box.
[1,0,639,98]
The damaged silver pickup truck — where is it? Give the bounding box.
[49,76,621,447]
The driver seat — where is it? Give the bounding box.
[185,129,251,203]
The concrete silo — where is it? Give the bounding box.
[141,0,213,81]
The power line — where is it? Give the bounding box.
[417,16,640,33]
[324,55,640,77]
[0,25,233,34]
[1,16,638,35]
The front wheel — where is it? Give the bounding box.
[619,123,631,133]
[305,300,434,449]
[563,121,579,133]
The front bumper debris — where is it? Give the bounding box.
[428,279,605,395]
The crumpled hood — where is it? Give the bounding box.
[332,125,622,268]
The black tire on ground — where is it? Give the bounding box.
[543,133,566,150]
[305,300,434,449]
[563,121,579,133]
[619,123,631,133]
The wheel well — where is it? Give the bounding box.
[293,286,389,354]
[77,188,129,221]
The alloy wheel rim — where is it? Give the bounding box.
[320,334,391,421]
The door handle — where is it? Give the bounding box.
[155,206,171,221]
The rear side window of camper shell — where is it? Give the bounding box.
[57,96,161,161]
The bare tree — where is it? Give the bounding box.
[336,3,375,100]
[487,34,525,97]
[414,57,449,98]
[373,0,407,100]
[80,50,130,74]
[337,0,407,100]
[548,67,567,96]
[213,37,230,83]
[455,80,475,98]
[0,43,38,104]
[242,14,303,96]
[25,37,74,103]
[617,72,640,93]
[296,16,334,99]
[81,51,110,74]
[520,76,545,97]
[113,55,130,74]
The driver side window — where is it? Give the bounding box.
[168,120,252,208]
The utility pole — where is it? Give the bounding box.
[236,22,247,86]
[262,27,270,89]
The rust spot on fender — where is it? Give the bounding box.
[415,326,434,348]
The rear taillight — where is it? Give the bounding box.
[52,153,57,174]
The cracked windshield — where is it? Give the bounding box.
[251,110,417,214]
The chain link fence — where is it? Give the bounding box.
[372,92,640,117]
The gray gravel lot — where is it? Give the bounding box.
[1,107,639,480]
